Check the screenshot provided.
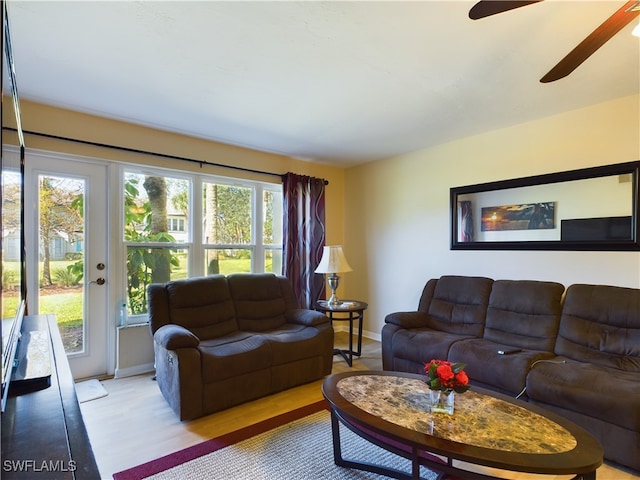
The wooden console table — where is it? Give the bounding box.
[1,315,100,479]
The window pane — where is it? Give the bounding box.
[202,182,252,245]
[205,249,251,275]
[263,188,283,245]
[38,175,85,354]
[124,172,190,243]
[1,166,22,320]
[265,249,282,274]
[126,247,188,315]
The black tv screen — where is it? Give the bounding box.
[1,299,25,412]
[561,216,632,241]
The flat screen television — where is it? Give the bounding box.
[561,216,632,242]
[2,0,28,412]
[1,299,25,412]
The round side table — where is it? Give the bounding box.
[315,300,368,367]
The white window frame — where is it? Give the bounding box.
[120,165,283,323]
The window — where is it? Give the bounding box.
[123,170,190,317]
[168,217,185,233]
[122,168,282,318]
[203,182,252,274]
[202,181,283,274]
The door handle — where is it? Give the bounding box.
[89,278,106,286]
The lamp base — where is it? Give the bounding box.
[327,273,343,306]
[327,293,343,306]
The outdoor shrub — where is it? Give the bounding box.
[53,268,80,287]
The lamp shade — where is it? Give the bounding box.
[314,246,353,274]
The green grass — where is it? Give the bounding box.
[218,258,251,274]
[41,292,83,327]
[2,296,19,320]
[1,291,81,326]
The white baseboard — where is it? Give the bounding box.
[114,363,155,379]
[364,330,381,342]
[333,324,381,342]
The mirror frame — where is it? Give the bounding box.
[450,161,640,251]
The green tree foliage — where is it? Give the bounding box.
[124,176,179,315]
[264,190,275,244]
[39,176,84,286]
[209,185,251,244]
[66,194,85,285]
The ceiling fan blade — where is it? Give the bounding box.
[541,0,640,83]
[469,1,543,20]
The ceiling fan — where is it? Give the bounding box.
[469,0,640,83]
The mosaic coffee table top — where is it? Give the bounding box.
[336,374,578,454]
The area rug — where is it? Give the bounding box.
[75,378,108,403]
[113,400,441,480]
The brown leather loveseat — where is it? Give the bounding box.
[148,273,334,420]
[382,275,640,472]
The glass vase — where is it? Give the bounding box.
[429,389,454,414]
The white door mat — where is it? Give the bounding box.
[75,379,108,403]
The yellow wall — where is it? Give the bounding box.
[344,94,640,339]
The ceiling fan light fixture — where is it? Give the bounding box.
[633,23,640,37]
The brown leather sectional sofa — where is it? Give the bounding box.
[382,275,640,471]
[148,273,333,420]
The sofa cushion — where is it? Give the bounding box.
[260,324,330,365]
[228,273,288,331]
[554,284,640,371]
[424,275,494,336]
[199,333,271,383]
[165,275,238,340]
[448,339,554,395]
[526,360,640,431]
[388,328,473,373]
[483,280,564,351]
[416,278,437,312]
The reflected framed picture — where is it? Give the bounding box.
[481,202,555,232]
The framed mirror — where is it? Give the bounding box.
[450,161,640,251]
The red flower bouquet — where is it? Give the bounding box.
[424,359,470,393]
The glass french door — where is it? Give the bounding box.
[25,153,109,379]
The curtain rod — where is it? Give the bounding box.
[2,127,329,185]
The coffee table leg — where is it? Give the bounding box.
[330,408,346,465]
[328,406,592,480]
[329,408,424,480]
[411,447,420,480]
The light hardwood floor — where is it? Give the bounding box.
[80,333,639,480]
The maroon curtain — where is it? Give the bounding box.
[282,173,326,309]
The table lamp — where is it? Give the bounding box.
[315,245,352,306]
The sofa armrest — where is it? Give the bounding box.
[154,324,200,350]
[385,311,430,329]
[286,309,329,327]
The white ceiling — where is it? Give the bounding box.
[5,1,640,167]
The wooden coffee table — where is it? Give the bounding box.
[322,371,603,480]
